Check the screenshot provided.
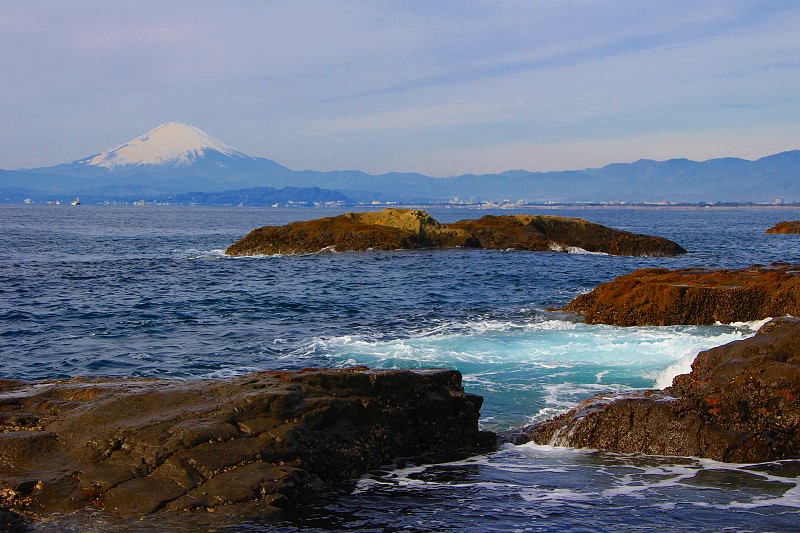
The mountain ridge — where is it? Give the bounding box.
[2,123,798,203]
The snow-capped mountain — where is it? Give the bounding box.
[80,122,254,169]
[12,122,292,192]
[1,121,799,203]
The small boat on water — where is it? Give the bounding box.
[71,197,80,205]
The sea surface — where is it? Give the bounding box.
[2,204,799,532]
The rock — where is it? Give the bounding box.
[511,317,800,462]
[225,208,686,257]
[563,263,800,326]
[766,221,800,234]
[448,214,686,256]
[0,368,494,521]
[225,208,477,255]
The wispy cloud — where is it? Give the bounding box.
[0,1,798,174]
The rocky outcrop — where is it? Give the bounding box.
[0,368,493,524]
[447,214,686,256]
[512,317,800,463]
[564,263,800,326]
[766,221,800,234]
[225,208,686,257]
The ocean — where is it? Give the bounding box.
[2,204,799,532]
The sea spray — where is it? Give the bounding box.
[298,318,759,427]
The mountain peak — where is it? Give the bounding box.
[82,122,251,168]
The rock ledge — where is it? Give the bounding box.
[564,263,800,326]
[0,368,493,524]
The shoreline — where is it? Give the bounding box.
[3,202,800,211]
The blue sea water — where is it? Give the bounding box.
[1,204,799,532]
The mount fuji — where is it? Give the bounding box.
[80,122,257,169]
[3,122,292,194]
[1,122,799,204]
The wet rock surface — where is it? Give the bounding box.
[0,368,494,525]
[564,263,800,326]
[225,208,686,257]
[766,220,800,234]
[510,318,800,463]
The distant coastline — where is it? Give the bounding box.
[6,199,800,210]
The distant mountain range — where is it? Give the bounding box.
[2,122,798,204]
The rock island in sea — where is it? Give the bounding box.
[766,220,800,234]
[225,208,687,257]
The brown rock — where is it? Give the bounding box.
[225,208,686,257]
[511,317,800,462]
[0,368,494,522]
[225,208,477,255]
[448,214,686,256]
[564,263,800,326]
[766,221,800,234]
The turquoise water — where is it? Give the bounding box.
[2,204,799,532]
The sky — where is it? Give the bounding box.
[1,0,799,176]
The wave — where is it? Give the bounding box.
[297,317,763,426]
[303,317,754,371]
[355,442,800,513]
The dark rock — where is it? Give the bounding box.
[510,318,800,462]
[0,368,494,521]
[0,507,28,532]
[448,214,686,256]
[766,221,800,234]
[563,263,800,326]
[225,208,686,257]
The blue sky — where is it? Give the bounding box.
[1,0,798,176]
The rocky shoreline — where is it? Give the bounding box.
[225,208,686,257]
[563,263,800,326]
[511,317,800,463]
[0,368,493,526]
[507,264,800,463]
[5,254,800,527]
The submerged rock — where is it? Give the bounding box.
[564,263,800,326]
[0,368,493,523]
[766,221,800,234]
[225,208,686,257]
[511,317,800,463]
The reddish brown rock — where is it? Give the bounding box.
[225,208,686,257]
[564,263,800,326]
[511,317,800,462]
[766,221,800,234]
[0,368,493,524]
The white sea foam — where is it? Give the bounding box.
[356,441,800,514]
[547,242,608,255]
[652,319,767,388]
[312,318,750,371]
[182,248,228,260]
[719,317,773,330]
[202,365,265,379]
[302,317,760,426]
